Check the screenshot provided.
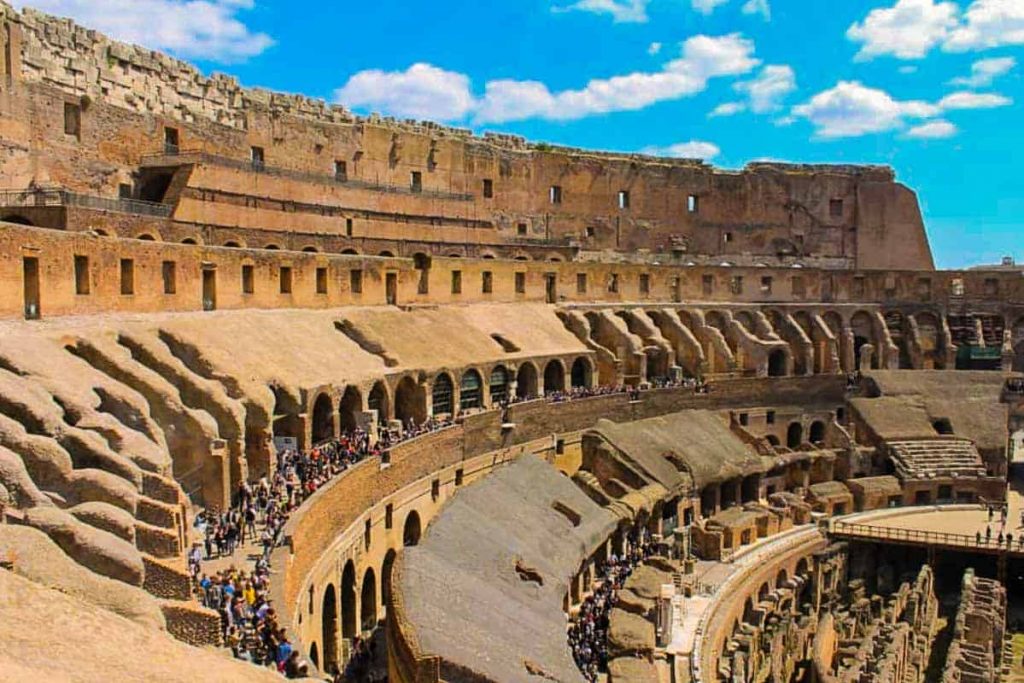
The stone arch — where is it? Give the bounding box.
[570,357,592,389]
[361,567,378,630]
[302,245,319,253]
[768,349,787,377]
[321,583,339,670]
[543,359,566,394]
[431,372,454,416]
[742,597,754,622]
[378,250,395,257]
[758,582,770,602]
[480,251,497,260]
[223,240,242,248]
[734,311,755,332]
[517,362,539,400]
[181,237,199,245]
[339,385,362,434]
[368,381,390,423]
[796,557,810,577]
[341,248,360,255]
[850,311,878,369]
[394,376,426,425]
[705,310,728,332]
[809,420,826,444]
[136,233,157,241]
[1,214,34,226]
[309,643,319,670]
[311,392,335,445]
[776,568,789,588]
[341,560,357,640]
[264,243,281,250]
[271,385,302,442]
[513,253,531,261]
[765,434,780,447]
[382,548,398,613]
[459,368,483,411]
[489,365,510,404]
[403,510,422,546]
[787,422,803,449]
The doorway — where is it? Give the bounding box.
[386,272,398,306]
[23,257,40,319]
[202,269,217,311]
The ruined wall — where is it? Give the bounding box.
[0,3,935,270]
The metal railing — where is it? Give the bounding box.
[830,520,1024,554]
[139,147,476,202]
[0,188,173,218]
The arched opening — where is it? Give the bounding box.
[224,241,241,248]
[341,248,360,255]
[271,385,302,443]
[321,584,338,670]
[516,363,538,400]
[368,381,390,424]
[489,366,510,405]
[394,376,426,426]
[181,237,198,245]
[378,250,395,257]
[0,214,34,226]
[767,349,787,377]
[404,511,422,546]
[481,253,496,260]
[382,549,397,613]
[742,597,754,623]
[787,422,803,449]
[758,582,770,602]
[431,373,454,416]
[1014,341,1024,372]
[312,393,335,445]
[309,643,319,670]
[339,386,362,434]
[570,357,591,389]
[446,252,462,258]
[264,244,281,250]
[850,312,877,369]
[776,568,789,588]
[543,359,565,395]
[459,369,483,411]
[765,434,781,447]
[361,567,378,631]
[136,233,156,241]
[809,420,826,444]
[341,561,357,640]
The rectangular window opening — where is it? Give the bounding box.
[576,272,587,294]
[830,198,844,218]
[730,276,743,295]
[74,255,90,295]
[482,178,493,199]
[517,223,528,236]
[334,160,347,181]
[760,276,773,295]
[250,146,265,169]
[345,217,354,237]
[482,270,493,294]
[702,274,714,296]
[515,272,526,294]
[164,126,179,154]
[410,171,422,193]
[242,264,254,294]
[549,185,562,204]
[792,276,806,298]
[687,195,699,213]
[64,102,81,139]
[385,504,394,530]
[451,270,462,295]
[350,269,363,294]
[119,259,134,296]
[162,260,177,295]
[608,273,619,294]
[617,190,630,210]
[279,266,292,294]
[316,267,328,295]
[639,273,650,296]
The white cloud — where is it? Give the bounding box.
[906,120,958,138]
[949,56,1016,86]
[847,0,959,60]
[640,140,721,159]
[475,33,759,123]
[692,0,730,15]
[12,0,273,62]
[937,91,1012,109]
[945,0,1024,51]
[792,81,939,138]
[741,0,771,20]
[553,0,649,23]
[335,34,760,125]
[334,64,475,121]
[648,42,663,56]
[710,101,746,117]
[734,64,796,112]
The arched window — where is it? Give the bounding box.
[341,561,357,639]
[339,386,362,434]
[404,511,422,546]
[459,369,483,411]
[368,381,389,423]
[432,373,454,415]
[516,363,538,400]
[543,360,565,394]
[489,366,509,404]
[361,567,378,631]
[395,376,426,425]
[570,357,591,389]
[809,420,826,444]
[787,422,803,449]
[312,393,334,444]
[321,585,338,669]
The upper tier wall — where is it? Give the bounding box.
[0,3,934,270]
[0,224,1018,320]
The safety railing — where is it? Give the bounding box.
[830,520,1024,553]
[0,188,173,218]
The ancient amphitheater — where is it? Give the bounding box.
[0,4,1022,683]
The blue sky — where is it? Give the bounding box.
[21,0,1024,268]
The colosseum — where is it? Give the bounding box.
[0,4,1021,683]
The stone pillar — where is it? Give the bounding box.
[356,410,378,444]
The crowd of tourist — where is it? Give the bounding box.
[568,530,653,682]
[507,376,708,406]
[189,418,453,679]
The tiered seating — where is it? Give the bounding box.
[888,439,987,479]
[946,315,977,347]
